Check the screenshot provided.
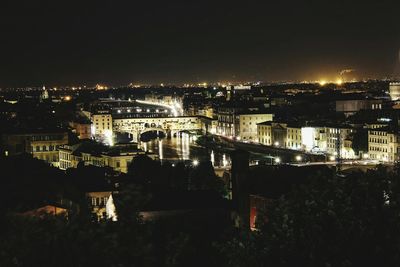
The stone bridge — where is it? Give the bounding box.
[113,116,202,142]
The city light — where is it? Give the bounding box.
[274,141,279,146]
[319,80,327,86]
[329,155,336,161]
[104,130,114,146]
[336,79,343,85]
[222,154,228,167]
[296,155,302,161]
[193,159,199,166]
[275,157,281,164]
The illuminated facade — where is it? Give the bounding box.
[389,82,400,101]
[217,107,274,140]
[236,114,274,141]
[368,128,399,162]
[1,130,69,167]
[87,191,113,221]
[257,123,356,158]
[301,127,322,151]
[91,112,113,144]
[217,107,236,137]
[286,126,302,150]
[59,143,149,173]
[325,127,354,158]
[335,99,383,117]
[258,122,302,149]
[257,123,272,145]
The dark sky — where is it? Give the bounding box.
[1,0,400,87]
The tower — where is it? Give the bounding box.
[40,86,49,101]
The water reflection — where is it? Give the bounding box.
[139,135,231,167]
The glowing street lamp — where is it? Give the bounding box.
[193,159,199,166]
[274,157,281,164]
[295,155,302,162]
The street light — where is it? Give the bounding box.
[193,159,199,166]
[274,141,279,147]
[295,155,302,162]
[274,157,281,164]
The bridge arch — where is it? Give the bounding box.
[140,127,167,135]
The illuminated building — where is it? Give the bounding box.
[87,191,113,221]
[236,113,274,141]
[258,122,301,149]
[286,125,302,149]
[389,82,400,101]
[258,122,356,158]
[368,128,399,162]
[217,107,236,137]
[1,129,69,167]
[40,86,49,101]
[335,99,383,117]
[91,111,113,144]
[257,122,272,145]
[216,106,274,140]
[301,126,327,152]
[59,143,150,173]
[325,127,355,159]
[199,116,218,134]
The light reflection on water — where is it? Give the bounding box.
[138,133,231,167]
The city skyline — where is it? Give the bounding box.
[1,1,400,87]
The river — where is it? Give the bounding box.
[138,133,231,167]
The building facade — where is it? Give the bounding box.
[91,111,113,142]
[236,113,274,141]
[59,143,151,173]
[389,82,400,101]
[258,122,301,149]
[1,129,69,167]
[368,128,399,162]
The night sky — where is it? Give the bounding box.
[1,0,400,87]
